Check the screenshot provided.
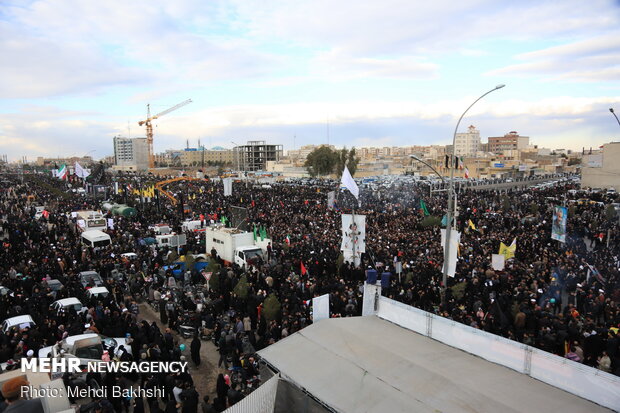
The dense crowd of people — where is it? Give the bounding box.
[0,169,618,412]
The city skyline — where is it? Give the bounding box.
[1,0,619,161]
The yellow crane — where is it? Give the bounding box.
[139,99,192,168]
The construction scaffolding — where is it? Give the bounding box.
[234,141,283,172]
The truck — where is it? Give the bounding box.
[156,233,187,249]
[205,226,270,268]
[102,202,137,217]
[75,210,107,232]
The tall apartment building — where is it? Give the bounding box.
[488,131,530,155]
[113,136,149,171]
[454,125,480,157]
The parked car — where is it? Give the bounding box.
[2,315,35,333]
[79,271,104,288]
[42,279,64,298]
[38,333,132,362]
[50,297,87,315]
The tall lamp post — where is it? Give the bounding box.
[610,108,620,128]
[410,155,446,185]
[442,84,505,307]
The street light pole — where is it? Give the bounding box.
[442,84,505,308]
[610,108,620,128]
[410,155,446,185]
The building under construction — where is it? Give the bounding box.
[234,141,283,171]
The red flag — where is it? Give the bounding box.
[301,261,307,276]
[251,200,255,208]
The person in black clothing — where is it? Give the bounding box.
[190,334,201,367]
[180,382,200,413]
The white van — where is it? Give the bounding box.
[51,297,87,315]
[149,224,171,235]
[2,315,35,333]
[182,220,204,232]
[81,230,112,249]
[86,286,110,301]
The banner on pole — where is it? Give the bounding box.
[440,229,461,277]
[327,191,335,209]
[341,214,366,253]
[223,178,233,197]
[491,254,505,271]
[551,206,567,243]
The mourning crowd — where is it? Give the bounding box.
[0,171,618,412]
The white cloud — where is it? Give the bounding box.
[0,0,280,98]
[313,50,439,80]
[227,0,618,56]
[487,33,620,82]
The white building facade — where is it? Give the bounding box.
[454,125,480,157]
[113,136,149,171]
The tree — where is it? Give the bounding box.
[605,204,617,221]
[346,148,360,177]
[335,147,360,177]
[233,274,249,299]
[304,146,338,177]
[305,146,360,177]
[263,293,281,321]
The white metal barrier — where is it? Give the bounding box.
[376,296,620,411]
[223,373,279,413]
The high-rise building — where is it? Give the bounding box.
[113,136,149,171]
[454,125,480,157]
[487,131,530,155]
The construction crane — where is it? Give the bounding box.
[155,176,208,205]
[139,99,192,169]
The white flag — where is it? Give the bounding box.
[74,161,90,178]
[340,166,359,200]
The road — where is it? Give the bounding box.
[137,303,224,410]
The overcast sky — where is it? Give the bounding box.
[1,0,619,161]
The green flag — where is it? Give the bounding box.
[420,199,430,216]
[260,226,267,241]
